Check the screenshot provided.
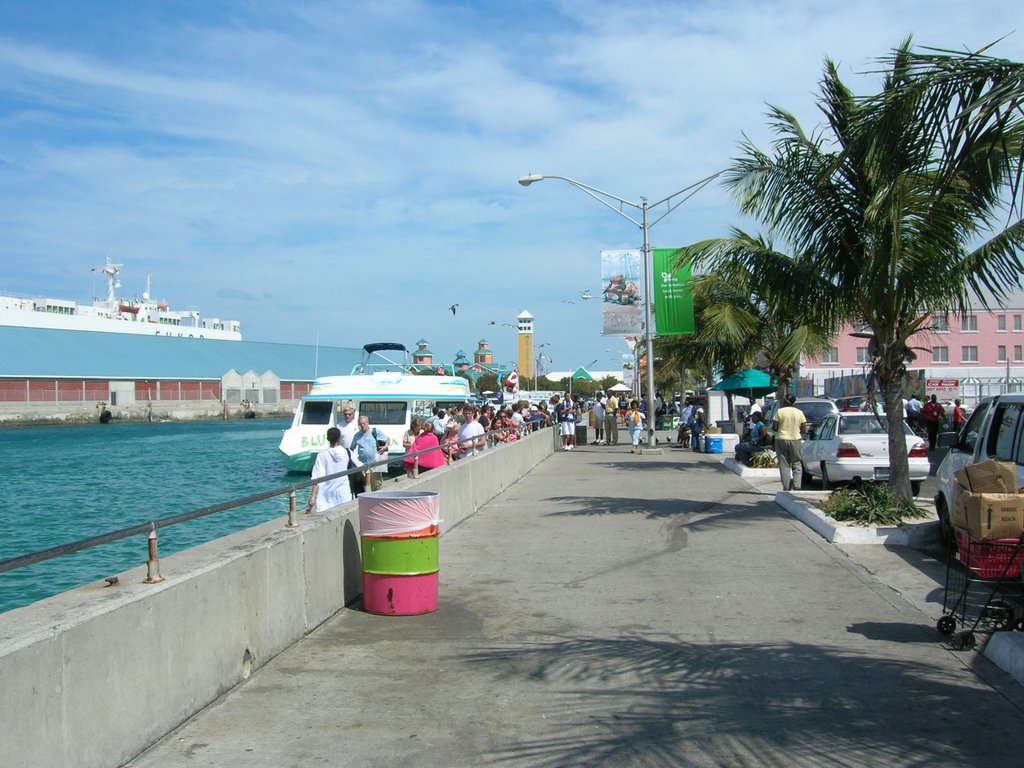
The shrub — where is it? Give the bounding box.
[750,450,778,469]
[818,483,930,527]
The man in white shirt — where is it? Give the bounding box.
[338,406,358,448]
[593,394,607,445]
[456,405,486,458]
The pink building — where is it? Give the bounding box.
[800,306,1024,403]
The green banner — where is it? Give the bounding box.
[652,248,694,336]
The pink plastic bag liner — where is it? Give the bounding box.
[359,490,441,536]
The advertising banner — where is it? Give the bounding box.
[601,249,644,336]
[652,248,694,336]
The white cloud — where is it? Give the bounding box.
[0,0,1021,373]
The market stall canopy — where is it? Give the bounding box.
[607,383,631,392]
[710,369,778,398]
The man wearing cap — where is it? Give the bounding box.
[526,403,546,432]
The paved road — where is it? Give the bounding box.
[127,442,1024,768]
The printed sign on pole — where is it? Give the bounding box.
[652,248,694,336]
[600,249,644,336]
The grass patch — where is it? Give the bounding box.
[818,483,931,527]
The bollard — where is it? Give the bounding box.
[286,489,300,527]
[144,524,165,584]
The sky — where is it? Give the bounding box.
[1,0,1021,377]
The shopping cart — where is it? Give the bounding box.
[936,528,1024,650]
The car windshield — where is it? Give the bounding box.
[838,414,913,435]
[799,402,837,422]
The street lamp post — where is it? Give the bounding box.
[518,172,719,449]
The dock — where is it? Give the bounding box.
[120,441,1024,767]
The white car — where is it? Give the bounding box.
[800,412,929,495]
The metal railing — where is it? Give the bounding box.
[0,425,549,583]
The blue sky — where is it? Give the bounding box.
[1,1,1021,376]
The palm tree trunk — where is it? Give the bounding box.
[879,354,913,503]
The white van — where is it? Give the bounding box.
[934,394,1024,546]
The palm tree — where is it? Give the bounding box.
[692,267,834,400]
[685,39,1024,503]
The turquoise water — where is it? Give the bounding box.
[0,418,298,614]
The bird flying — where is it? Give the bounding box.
[449,304,459,315]
[580,290,597,300]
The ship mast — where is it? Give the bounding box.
[91,255,123,305]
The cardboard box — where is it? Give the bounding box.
[954,460,1018,494]
[705,426,722,434]
[952,491,1024,540]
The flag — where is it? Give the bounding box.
[505,370,520,396]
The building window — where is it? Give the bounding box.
[998,345,1007,362]
[855,346,870,364]
[962,345,978,363]
[821,346,839,364]
[1016,345,1023,362]
[1016,315,1023,332]
[932,346,948,363]
[932,315,949,332]
[998,315,1007,332]
[962,315,978,332]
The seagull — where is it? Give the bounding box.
[488,320,496,325]
[562,300,575,304]
[580,290,597,300]
[449,304,459,316]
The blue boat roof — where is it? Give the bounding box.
[0,327,364,380]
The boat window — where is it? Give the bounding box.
[301,400,334,426]
[990,403,1024,463]
[411,399,434,419]
[360,400,408,426]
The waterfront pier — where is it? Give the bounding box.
[127,444,1024,766]
[4,432,1024,767]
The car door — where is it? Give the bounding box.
[936,399,995,506]
[803,414,836,471]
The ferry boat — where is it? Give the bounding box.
[279,343,471,473]
[0,256,242,340]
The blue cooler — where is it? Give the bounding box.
[704,435,723,454]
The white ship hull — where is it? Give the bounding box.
[0,305,242,340]
[0,257,242,341]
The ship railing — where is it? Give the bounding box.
[349,362,458,375]
[0,425,549,586]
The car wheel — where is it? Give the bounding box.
[910,480,922,497]
[821,462,831,491]
[936,496,953,551]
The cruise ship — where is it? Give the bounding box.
[0,257,241,341]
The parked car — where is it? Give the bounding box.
[833,395,868,412]
[934,394,1024,547]
[799,412,929,494]
[764,397,840,438]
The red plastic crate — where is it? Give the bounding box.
[954,528,1024,579]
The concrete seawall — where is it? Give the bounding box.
[0,401,297,426]
[0,428,558,768]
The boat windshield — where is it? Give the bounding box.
[301,400,334,425]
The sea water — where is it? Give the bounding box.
[0,418,299,614]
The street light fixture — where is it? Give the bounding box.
[518,172,720,448]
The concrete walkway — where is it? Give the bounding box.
[127,442,1024,768]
